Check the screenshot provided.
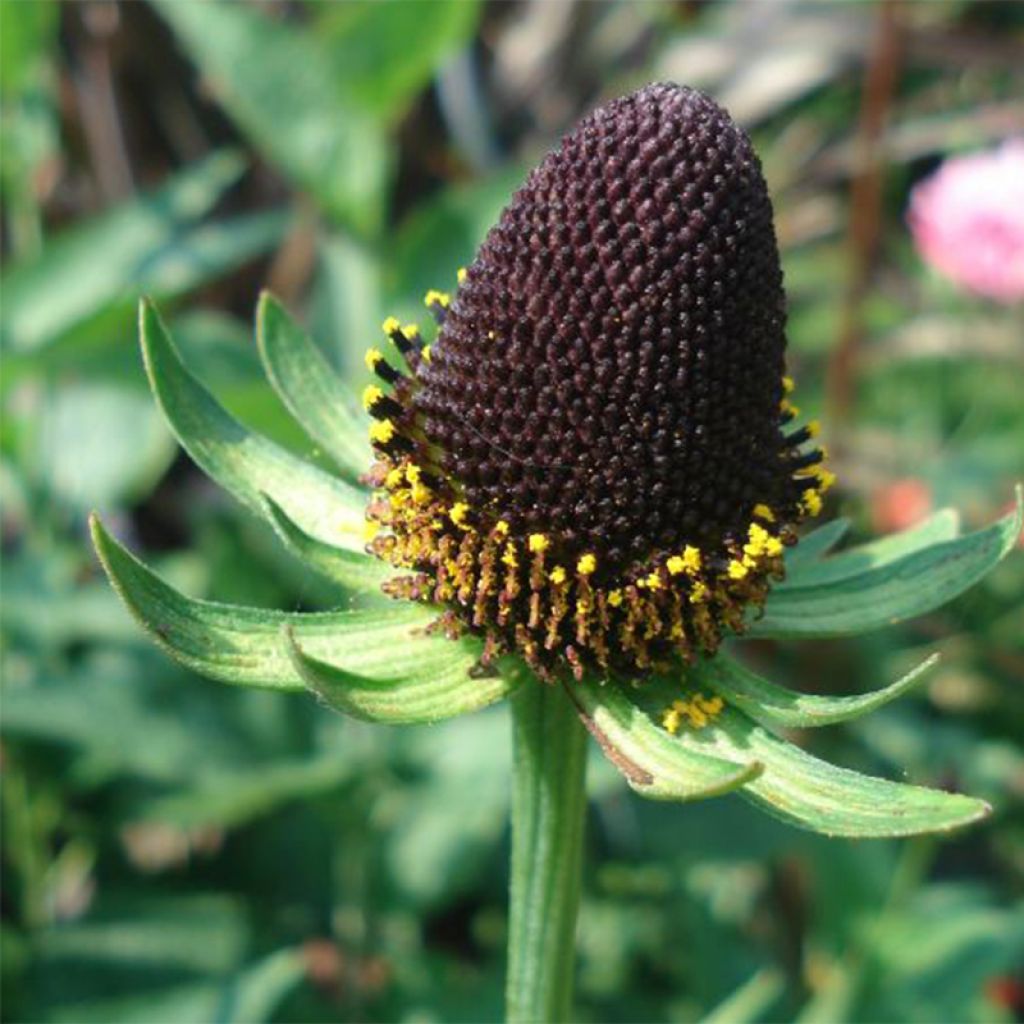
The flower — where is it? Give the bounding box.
[908,139,1024,303]
[365,84,831,680]
[91,83,1021,838]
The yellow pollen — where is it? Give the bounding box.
[494,520,510,537]
[662,692,724,734]
[753,503,775,522]
[401,323,419,339]
[681,546,702,574]
[727,559,749,580]
[364,347,383,371]
[816,468,837,492]
[421,345,432,362]
[549,566,567,585]
[405,464,422,485]
[666,555,686,576]
[412,483,432,504]
[385,467,403,489]
[425,289,451,309]
[807,419,821,438]
[362,384,383,410]
[528,533,549,553]
[802,489,824,517]
[577,553,597,576]
[382,316,401,335]
[501,542,518,568]
[782,375,795,393]
[690,581,709,603]
[363,519,380,542]
[644,571,662,590]
[369,419,395,444]
[457,266,467,284]
[449,502,470,528]
[607,589,623,607]
[781,399,800,417]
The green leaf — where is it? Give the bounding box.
[255,292,370,480]
[139,299,366,551]
[629,678,990,836]
[785,517,850,570]
[780,508,960,589]
[155,0,387,235]
[285,627,516,724]
[566,677,763,802]
[1,151,245,353]
[318,0,482,120]
[262,496,392,595]
[700,968,784,1024]
[754,491,1022,638]
[697,653,939,729]
[90,515,485,698]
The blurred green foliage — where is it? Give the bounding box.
[2,2,1022,1022]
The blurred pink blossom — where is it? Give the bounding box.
[908,139,1024,303]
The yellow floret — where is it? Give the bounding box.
[549,566,567,585]
[364,347,383,371]
[690,581,709,603]
[369,419,395,444]
[607,589,624,608]
[385,467,404,489]
[807,419,821,438]
[457,266,467,284]
[782,375,795,393]
[363,520,380,542]
[727,559,749,580]
[424,289,451,308]
[501,542,518,568]
[753,503,775,522]
[662,706,683,735]
[421,345,432,362]
[577,553,597,576]
[528,533,549,553]
[494,520,510,537]
[381,316,401,335]
[666,555,686,576]
[362,384,383,410]
[449,502,470,528]
[644,571,662,590]
[681,545,702,573]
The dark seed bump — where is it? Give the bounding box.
[416,83,790,573]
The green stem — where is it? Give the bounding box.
[507,679,588,1023]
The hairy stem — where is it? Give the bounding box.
[506,679,588,1023]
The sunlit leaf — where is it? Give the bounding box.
[1,151,245,353]
[285,627,516,724]
[90,515,483,695]
[627,676,990,836]
[155,0,387,235]
[139,299,366,550]
[780,508,960,589]
[698,653,938,728]
[567,677,763,802]
[255,292,370,480]
[754,491,1021,637]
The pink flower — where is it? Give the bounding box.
[908,139,1024,303]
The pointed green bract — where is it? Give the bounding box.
[263,497,392,595]
[627,676,990,837]
[285,628,516,723]
[697,653,939,728]
[256,293,370,481]
[139,299,366,551]
[780,508,960,589]
[754,492,1021,638]
[566,677,763,801]
[90,515,484,693]
[785,517,850,572]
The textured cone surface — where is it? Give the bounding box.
[416,83,788,572]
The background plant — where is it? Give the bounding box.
[2,3,1023,1022]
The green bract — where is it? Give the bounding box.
[92,297,1022,838]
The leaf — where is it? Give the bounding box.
[753,491,1022,638]
[628,677,990,836]
[155,0,387,235]
[285,628,516,724]
[255,292,370,480]
[697,653,939,729]
[780,508,960,589]
[785,517,850,570]
[1,151,245,353]
[700,968,784,1024]
[263,496,391,595]
[139,299,367,551]
[91,516,495,716]
[318,0,482,120]
[215,948,305,1024]
[565,677,763,802]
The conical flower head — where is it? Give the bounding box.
[365,83,831,677]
